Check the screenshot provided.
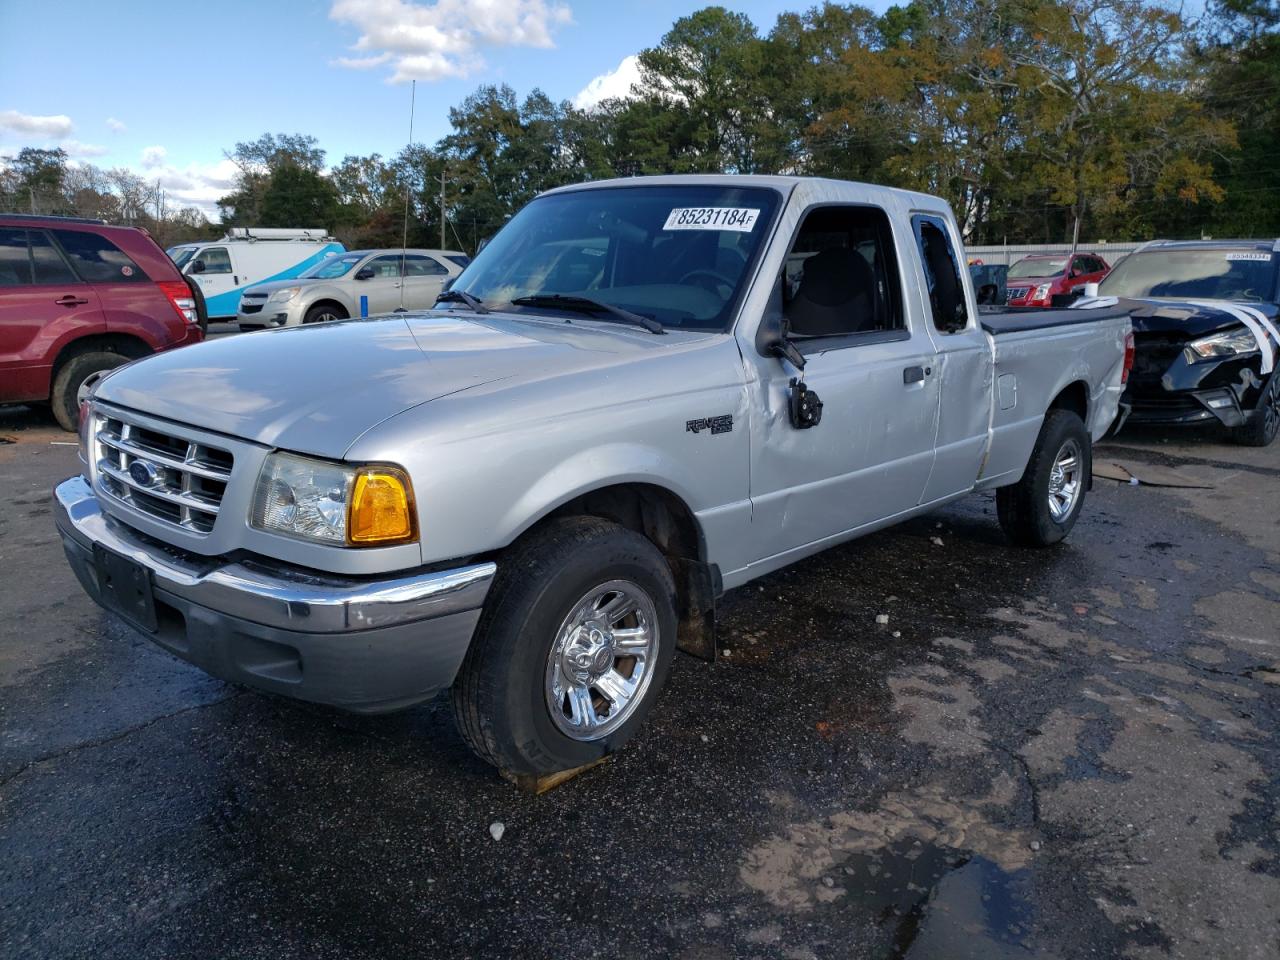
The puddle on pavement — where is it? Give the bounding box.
[840,841,1043,959]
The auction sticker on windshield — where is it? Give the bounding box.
[663,207,761,232]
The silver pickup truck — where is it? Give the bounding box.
[55,176,1131,778]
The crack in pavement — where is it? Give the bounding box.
[0,692,245,789]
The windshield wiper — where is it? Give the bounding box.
[434,289,489,314]
[509,294,665,334]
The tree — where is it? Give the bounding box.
[259,165,339,228]
[219,133,327,225]
[0,147,69,214]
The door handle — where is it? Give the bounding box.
[903,365,926,384]
[55,295,89,307]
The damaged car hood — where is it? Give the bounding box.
[1119,297,1278,337]
[94,311,707,458]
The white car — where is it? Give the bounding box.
[236,248,470,329]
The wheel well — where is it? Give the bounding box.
[1049,380,1089,425]
[545,483,704,565]
[307,299,349,319]
[51,334,152,384]
[540,483,719,660]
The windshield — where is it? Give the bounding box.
[300,252,363,279]
[451,184,782,331]
[1007,257,1066,279]
[1099,249,1278,303]
[168,246,198,269]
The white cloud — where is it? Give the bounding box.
[106,117,127,133]
[329,0,572,83]
[574,54,641,110]
[62,139,108,158]
[0,109,74,139]
[146,157,241,218]
[141,145,168,169]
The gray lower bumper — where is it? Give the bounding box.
[54,476,496,713]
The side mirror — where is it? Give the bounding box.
[1083,282,1100,298]
[189,259,206,275]
[355,266,375,281]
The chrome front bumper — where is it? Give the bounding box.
[54,475,496,712]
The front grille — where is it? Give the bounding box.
[1007,286,1030,301]
[93,411,234,534]
[241,303,263,314]
[1131,332,1189,382]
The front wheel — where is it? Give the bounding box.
[1231,373,1279,447]
[50,351,130,431]
[451,518,678,776]
[996,408,1091,547]
[303,303,347,325]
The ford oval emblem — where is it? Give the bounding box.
[128,460,160,487]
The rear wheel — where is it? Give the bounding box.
[997,408,1091,547]
[303,303,347,325]
[451,517,678,776]
[50,351,130,431]
[1231,373,1279,447]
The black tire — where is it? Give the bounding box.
[996,408,1092,547]
[451,517,678,776]
[1230,373,1279,447]
[303,303,347,325]
[50,351,129,431]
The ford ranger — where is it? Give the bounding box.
[54,176,1132,778]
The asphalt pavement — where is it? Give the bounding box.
[1,403,1277,960]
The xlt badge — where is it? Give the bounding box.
[686,415,733,435]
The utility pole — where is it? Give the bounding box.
[439,166,446,249]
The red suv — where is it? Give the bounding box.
[0,214,204,430]
[1005,253,1111,307]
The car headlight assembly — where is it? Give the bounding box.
[1186,327,1259,362]
[269,286,301,303]
[1033,283,1051,301]
[250,453,417,547]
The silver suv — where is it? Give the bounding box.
[237,248,469,329]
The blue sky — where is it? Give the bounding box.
[0,0,867,216]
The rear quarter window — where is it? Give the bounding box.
[52,229,149,283]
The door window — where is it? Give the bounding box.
[53,229,146,282]
[366,255,405,278]
[403,255,448,277]
[0,228,78,285]
[782,205,903,341]
[194,246,232,274]
[912,215,968,333]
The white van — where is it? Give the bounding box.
[167,228,345,320]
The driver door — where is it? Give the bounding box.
[357,254,406,314]
[746,203,941,562]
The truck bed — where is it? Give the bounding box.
[978,305,1130,335]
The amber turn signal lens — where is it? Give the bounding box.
[348,467,417,545]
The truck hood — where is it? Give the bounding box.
[1121,298,1278,337]
[95,311,707,458]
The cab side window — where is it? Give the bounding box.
[913,215,968,333]
[783,205,903,340]
[196,246,232,275]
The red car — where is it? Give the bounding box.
[1005,253,1111,307]
[0,214,204,429]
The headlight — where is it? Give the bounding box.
[250,453,417,547]
[1186,327,1259,361]
[1033,283,1051,301]
[268,286,301,303]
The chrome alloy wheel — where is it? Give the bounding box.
[1047,437,1083,522]
[544,580,659,741]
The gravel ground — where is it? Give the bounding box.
[1,402,1277,960]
